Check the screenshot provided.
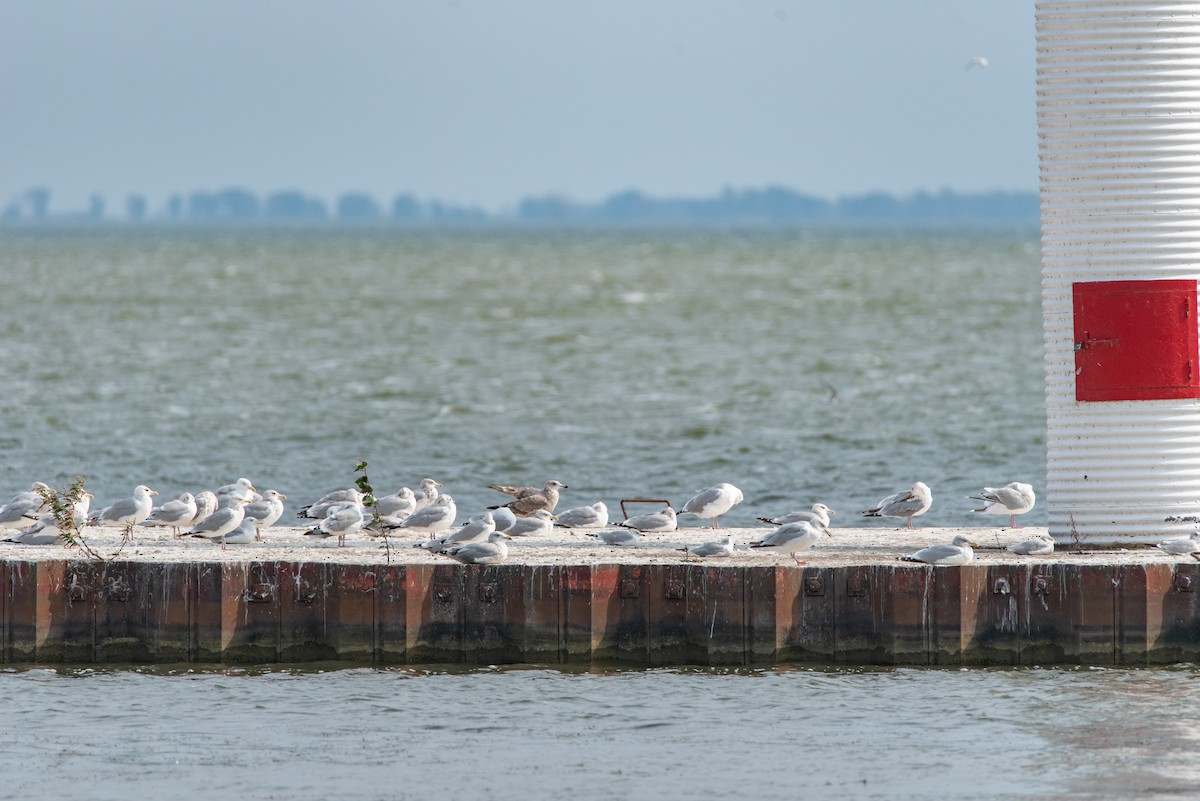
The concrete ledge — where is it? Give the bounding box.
[3,534,1199,665]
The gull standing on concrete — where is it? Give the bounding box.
[1154,531,1200,556]
[554,501,609,529]
[679,483,744,529]
[617,506,677,533]
[145,492,198,538]
[415,511,495,554]
[199,516,258,546]
[376,487,417,519]
[383,494,457,537]
[185,498,249,549]
[862,482,932,529]
[216,477,259,504]
[298,487,361,519]
[244,489,287,539]
[750,521,827,564]
[900,534,978,566]
[1008,533,1055,556]
[412,478,443,512]
[506,509,557,537]
[189,491,218,527]
[757,503,836,530]
[443,531,512,565]
[490,480,567,517]
[968,483,1036,528]
[304,502,365,547]
[490,506,518,533]
[681,534,736,559]
[587,529,642,546]
[90,485,158,540]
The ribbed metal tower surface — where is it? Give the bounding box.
[1038,2,1200,541]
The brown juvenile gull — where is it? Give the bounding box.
[489,480,567,517]
[968,482,1036,528]
[862,482,932,529]
[679,483,744,529]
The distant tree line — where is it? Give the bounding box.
[1,186,1039,227]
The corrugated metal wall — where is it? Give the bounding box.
[1038,1,1200,540]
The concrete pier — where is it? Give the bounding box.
[2,526,1198,665]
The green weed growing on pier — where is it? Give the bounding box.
[36,476,104,561]
[354,460,391,562]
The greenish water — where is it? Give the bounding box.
[0,226,1044,525]
[0,664,1196,801]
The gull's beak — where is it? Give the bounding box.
[150,490,159,496]
[828,508,837,516]
[278,493,288,499]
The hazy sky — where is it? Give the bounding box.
[2,1,1036,214]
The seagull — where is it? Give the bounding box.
[382,494,457,537]
[616,506,677,533]
[185,498,249,550]
[90,485,158,540]
[681,534,735,559]
[757,503,836,529]
[749,521,827,564]
[412,478,443,512]
[442,531,512,565]
[3,514,67,545]
[1154,531,1200,556]
[968,483,1036,528]
[586,529,642,546]
[1007,533,1055,556]
[506,509,557,537]
[376,487,417,519]
[862,482,932,529]
[304,502,365,547]
[0,484,51,529]
[199,516,258,546]
[489,480,567,517]
[298,488,362,520]
[554,501,609,529]
[490,506,518,533]
[189,491,218,527]
[964,55,989,70]
[215,477,259,504]
[244,489,287,539]
[900,534,977,566]
[144,492,198,537]
[415,511,495,554]
[679,483,744,529]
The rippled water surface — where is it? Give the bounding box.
[0,226,1045,524]
[0,227,1099,800]
[1,664,1197,801]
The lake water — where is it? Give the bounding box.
[1,663,1197,801]
[0,226,1045,525]
[4,226,1162,800]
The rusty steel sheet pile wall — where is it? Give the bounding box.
[2,559,1199,666]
